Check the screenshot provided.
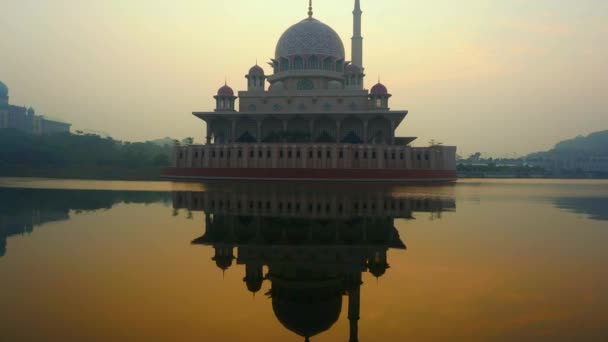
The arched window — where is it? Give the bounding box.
[294,56,304,70]
[297,79,314,91]
[336,60,344,72]
[323,57,333,71]
[308,56,318,69]
[280,58,289,71]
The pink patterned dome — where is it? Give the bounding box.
[275,18,345,60]
[217,84,235,97]
[370,83,388,95]
[249,65,265,76]
[344,64,362,74]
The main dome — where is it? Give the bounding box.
[275,18,345,61]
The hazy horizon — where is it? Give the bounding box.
[1,0,607,157]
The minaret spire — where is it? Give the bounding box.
[308,0,313,19]
[352,0,364,68]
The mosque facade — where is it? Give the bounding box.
[164,0,457,181]
[0,81,71,135]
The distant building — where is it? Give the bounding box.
[528,156,608,174]
[0,80,71,135]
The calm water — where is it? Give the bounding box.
[1,178,607,342]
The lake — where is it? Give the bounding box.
[1,178,607,342]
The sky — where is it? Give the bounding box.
[1,0,607,157]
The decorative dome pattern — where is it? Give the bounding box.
[249,65,265,76]
[275,18,345,60]
[217,85,235,97]
[370,83,388,95]
[0,81,8,97]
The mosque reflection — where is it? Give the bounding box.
[173,183,456,342]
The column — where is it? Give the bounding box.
[206,122,212,145]
[390,120,396,145]
[257,120,262,143]
[309,120,315,142]
[336,120,342,143]
[363,120,368,144]
[231,119,237,143]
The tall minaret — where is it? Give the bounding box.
[352,0,363,68]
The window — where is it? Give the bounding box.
[297,79,314,90]
[425,154,430,161]
[326,151,331,159]
[179,153,183,159]
[355,152,359,160]
[363,152,368,159]
[308,56,318,69]
[372,152,377,159]
[417,153,421,161]
[294,56,304,70]
[392,153,396,160]
[258,150,263,158]
[317,151,322,159]
[400,152,404,160]
[288,150,293,159]
[267,151,271,158]
[212,151,216,158]
[280,150,284,158]
[296,150,301,158]
[339,151,344,159]
[220,151,224,158]
[250,151,254,158]
[309,150,313,158]
[194,152,199,158]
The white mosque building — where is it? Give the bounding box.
[164,0,457,182]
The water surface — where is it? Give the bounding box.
[0,178,607,342]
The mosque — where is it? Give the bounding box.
[0,80,71,135]
[164,0,457,181]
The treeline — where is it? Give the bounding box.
[0,129,175,179]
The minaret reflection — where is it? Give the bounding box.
[174,182,455,341]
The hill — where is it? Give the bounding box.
[529,130,608,158]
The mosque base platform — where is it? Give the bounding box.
[161,168,457,182]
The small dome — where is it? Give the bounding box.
[269,81,285,93]
[0,81,8,97]
[344,64,362,74]
[370,83,388,95]
[275,18,345,61]
[249,65,265,76]
[217,84,235,97]
[328,80,342,90]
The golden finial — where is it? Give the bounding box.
[308,0,313,18]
